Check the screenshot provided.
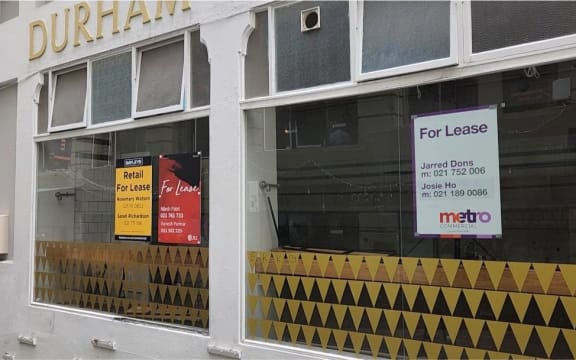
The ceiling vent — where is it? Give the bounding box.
[301,7,320,32]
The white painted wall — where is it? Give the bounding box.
[4,1,576,359]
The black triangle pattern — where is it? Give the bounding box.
[294,304,308,325]
[393,313,408,338]
[498,295,520,323]
[374,311,392,337]
[417,343,428,359]
[357,310,373,333]
[412,287,431,314]
[341,308,356,332]
[359,335,371,355]
[454,321,475,348]
[550,330,573,359]
[438,346,448,360]
[499,325,521,355]
[476,293,496,320]
[308,281,323,302]
[413,316,431,342]
[433,289,452,316]
[548,298,573,329]
[340,282,356,306]
[523,327,548,358]
[294,280,307,301]
[477,322,498,351]
[453,291,473,318]
[374,285,391,309]
[343,334,354,352]
[433,318,452,345]
[523,296,546,326]
[357,284,374,307]
[309,305,323,327]
[393,287,408,311]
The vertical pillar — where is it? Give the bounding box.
[201,12,252,347]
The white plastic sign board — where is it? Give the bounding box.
[412,105,502,238]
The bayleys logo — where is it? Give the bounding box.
[439,209,492,224]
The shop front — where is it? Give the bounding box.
[3,1,576,359]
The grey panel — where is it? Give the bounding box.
[245,11,269,99]
[52,68,87,128]
[37,74,49,134]
[362,1,450,73]
[472,1,576,53]
[0,1,19,23]
[191,31,210,107]
[136,41,184,112]
[92,52,132,124]
[0,84,17,216]
[275,1,350,91]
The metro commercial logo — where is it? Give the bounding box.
[439,209,492,223]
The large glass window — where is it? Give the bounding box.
[361,1,453,76]
[246,59,576,358]
[35,118,209,331]
[0,83,17,260]
[248,62,576,263]
[49,66,88,131]
[472,1,576,53]
[136,39,185,115]
[92,52,132,124]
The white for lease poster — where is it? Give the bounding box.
[412,106,502,238]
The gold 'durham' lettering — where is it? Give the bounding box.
[74,2,94,47]
[29,1,192,60]
[155,0,191,20]
[51,8,69,52]
[29,20,48,60]
[96,0,119,39]
[124,0,151,31]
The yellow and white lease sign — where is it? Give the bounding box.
[115,157,152,240]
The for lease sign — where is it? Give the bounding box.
[114,156,152,240]
[412,106,502,238]
[157,153,202,245]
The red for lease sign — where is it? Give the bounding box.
[157,153,202,245]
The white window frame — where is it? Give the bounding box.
[267,6,276,95]
[48,63,90,133]
[88,50,134,129]
[38,31,211,138]
[35,73,49,136]
[187,28,211,111]
[185,30,193,111]
[463,1,576,65]
[356,0,459,82]
[133,37,186,119]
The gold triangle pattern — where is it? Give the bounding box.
[36,241,209,329]
[36,245,576,358]
[245,251,576,359]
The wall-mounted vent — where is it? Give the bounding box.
[301,7,320,32]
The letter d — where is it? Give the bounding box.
[29,20,48,60]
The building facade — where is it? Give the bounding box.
[2,1,576,359]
